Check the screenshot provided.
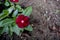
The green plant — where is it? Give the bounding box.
[0,0,33,36]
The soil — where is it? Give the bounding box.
[0,0,60,40]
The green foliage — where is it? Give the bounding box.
[2,26,9,34]
[8,6,14,13]
[16,5,23,12]
[0,10,9,20]
[0,18,14,35]
[0,18,14,26]
[22,6,32,16]
[0,27,4,35]
[5,2,10,6]
[13,24,23,35]
[9,25,13,36]
[24,25,33,31]
[12,9,18,17]
[0,0,33,36]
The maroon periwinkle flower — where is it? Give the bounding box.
[16,15,30,28]
[10,0,19,2]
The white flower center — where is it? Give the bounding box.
[13,0,15,1]
[21,20,24,23]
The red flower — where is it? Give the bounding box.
[16,15,30,28]
[10,0,19,2]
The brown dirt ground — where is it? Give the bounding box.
[1,0,60,40]
[18,0,60,40]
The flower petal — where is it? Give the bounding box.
[24,16,29,22]
[23,22,29,27]
[17,15,24,20]
[16,14,30,28]
[10,0,19,2]
[17,23,24,28]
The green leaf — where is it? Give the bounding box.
[10,2,14,5]
[2,26,9,34]
[16,5,23,12]
[24,25,33,31]
[0,21,3,27]
[12,9,18,17]
[0,18,14,27]
[16,5,21,9]
[0,27,4,35]
[8,6,14,13]
[13,25,23,35]
[22,6,32,16]
[5,2,9,6]
[3,19,14,26]
[0,10,9,20]
[9,25,13,36]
